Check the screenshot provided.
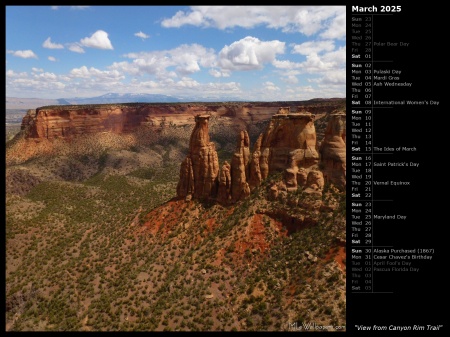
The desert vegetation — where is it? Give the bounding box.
[5,102,346,331]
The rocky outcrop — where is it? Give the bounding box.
[319,112,346,190]
[248,134,263,190]
[176,107,346,204]
[177,115,219,200]
[250,109,319,193]
[217,161,231,204]
[176,157,195,200]
[230,131,251,202]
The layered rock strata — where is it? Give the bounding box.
[249,109,319,191]
[319,112,346,190]
[177,108,346,203]
[177,115,219,200]
[230,131,251,202]
[19,100,345,141]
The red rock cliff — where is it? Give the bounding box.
[19,100,345,141]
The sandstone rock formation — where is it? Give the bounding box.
[176,107,346,204]
[177,115,219,200]
[217,161,231,204]
[319,111,346,190]
[248,134,263,190]
[249,109,319,193]
[19,100,345,141]
[230,131,251,202]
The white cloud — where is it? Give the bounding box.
[80,30,113,50]
[174,77,200,89]
[322,46,346,65]
[34,72,58,80]
[218,36,285,71]
[32,67,44,73]
[6,70,66,97]
[6,70,28,78]
[162,9,204,28]
[70,66,124,81]
[161,6,345,37]
[209,68,230,78]
[272,59,301,70]
[310,69,346,85]
[114,55,173,77]
[282,75,299,84]
[9,78,66,91]
[172,44,216,75]
[7,50,38,59]
[301,53,336,72]
[68,43,85,53]
[297,85,315,93]
[50,6,90,11]
[43,37,64,49]
[275,46,345,75]
[134,31,150,40]
[117,44,217,78]
[321,11,346,39]
[292,40,335,55]
[263,81,280,91]
[48,56,57,62]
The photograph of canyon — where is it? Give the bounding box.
[5,6,346,331]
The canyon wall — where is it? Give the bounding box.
[19,100,345,141]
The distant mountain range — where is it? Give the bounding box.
[6,93,246,109]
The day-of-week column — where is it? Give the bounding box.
[350,11,374,293]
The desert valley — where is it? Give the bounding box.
[5,98,346,331]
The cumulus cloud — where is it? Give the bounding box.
[50,6,90,10]
[162,9,204,28]
[161,6,345,37]
[6,70,28,78]
[218,36,285,71]
[172,44,216,75]
[43,37,64,49]
[68,43,85,53]
[80,30,113,50]
[272,59,301,70]
[321,46,346,65]
[48,56,57,62]
[263,81,280,91]
[310,69,346,85]
[301,53,336,72]
[209,68,230,78]
[6,69,66,97]
[116,43,216,78]
[7,50,38,59]
[321,10,346,39]
[69,66,124,80]
[292,40,335,55]
[282,75,299,84]
[134,31,150,40]
[34,72,58,80]
[274,45,345,76]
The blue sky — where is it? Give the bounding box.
[6,5,346,101]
